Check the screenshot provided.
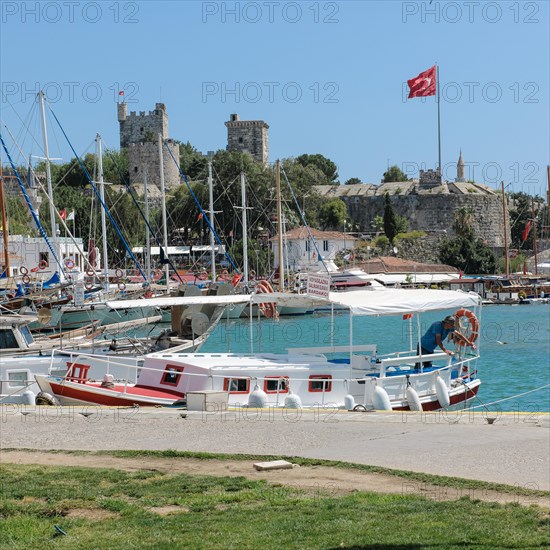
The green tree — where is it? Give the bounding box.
[383,193,399,244]
[295,154,339,183]
[178,141,208,180]
[508,192,544,249]
[439,208,497,274]
[318,199,347,230]
[344,177,362,185]
[382,165,408,183]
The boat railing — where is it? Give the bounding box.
[287,344,378,355]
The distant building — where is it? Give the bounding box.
[225,114,269,165]
[456,149,466,182]
[270,226,356,271]
[117,102,180,191]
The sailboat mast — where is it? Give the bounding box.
[144,166,151,282]
[501,181,509,277]
[158,134,170,292]
[532,197,538,275]
[0,161,10,275]
[208,155,216,282]
[96,134,109,288]
[276,159,284,291]
[38,91,56,239]
[240,172,249,286]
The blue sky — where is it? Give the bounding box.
[1,1,549,196]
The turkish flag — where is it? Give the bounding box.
[402,313,413,320]
[521,220,531,242]
[407,66,437,98]
[59,209,67,220]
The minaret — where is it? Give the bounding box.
[456,149,465,182]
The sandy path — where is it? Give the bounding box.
[1,450,548,508]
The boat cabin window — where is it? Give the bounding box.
[8,371,29,387]
[264,376,289,394]
[20,325,34,345]
[308,375,332,392]
[323,240,329,252]
[39,252,49,266]
[0,329,19,349]
[160,364,184,386]
[223,378,250,394]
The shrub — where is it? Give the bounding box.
[374,235,389,247]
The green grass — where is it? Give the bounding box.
[1,462,548,550]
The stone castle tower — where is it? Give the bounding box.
[118,102,180,190]
[225,114,269,165]
[456,149,465,182]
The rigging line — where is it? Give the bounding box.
[466,384,550,410]
[0,93,45,159]
[3,124,93,275]
[47,106,147,282]
[103,148,184,284]
[164,141,240,273]
[281,165,330,274]
[0,131,66,277]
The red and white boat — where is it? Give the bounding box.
[34,288,483,411]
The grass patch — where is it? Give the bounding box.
[5,448,549,499]
[395,230,427,241]
[0,462,548,549]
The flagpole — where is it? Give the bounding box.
[436,63,442,179]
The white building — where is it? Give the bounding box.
[1,235,88,281]
[270,226,356,272]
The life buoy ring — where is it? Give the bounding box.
[144,290,153,298]
[118,282,126,291]
[218,269,230,282]
[38,260,48,270]
[35,391,60,406]
[454,309,479,347]
[20,266,28,275]
[115,268,123,278]
[85,282,94,290]
[86,268,95,277]
[64,258,75,270]
[22,275,31,284]
[255,280,278,320]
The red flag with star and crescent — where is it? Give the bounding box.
[407,66,437,98]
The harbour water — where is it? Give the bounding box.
[200,304,550,413]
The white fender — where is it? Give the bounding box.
[344,395,355,411]
[406,385,423,412]
[372,382,392,411]
[435,373,451,408]
[248,384,268,408]
[284,391,302,409]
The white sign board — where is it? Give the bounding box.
[74,283,85,307]
[306,274,331,298]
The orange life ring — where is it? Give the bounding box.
[22,275,31,284]
[38,260,48,270]
[118,282,126,291]
[454,309,479,347]
[86,268,95,277]
[20,266,28,275]
[115,268,123,278]
[64,258,75,270]
[256,280,278,319]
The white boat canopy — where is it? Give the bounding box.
[106,288,480,316]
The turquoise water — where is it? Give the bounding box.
[201,304,550,412]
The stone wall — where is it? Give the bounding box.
[344,193,508,248]
[119,103,169,149]
[225,114,269,164]
[376,233,447,264]
[128,140,180,190]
